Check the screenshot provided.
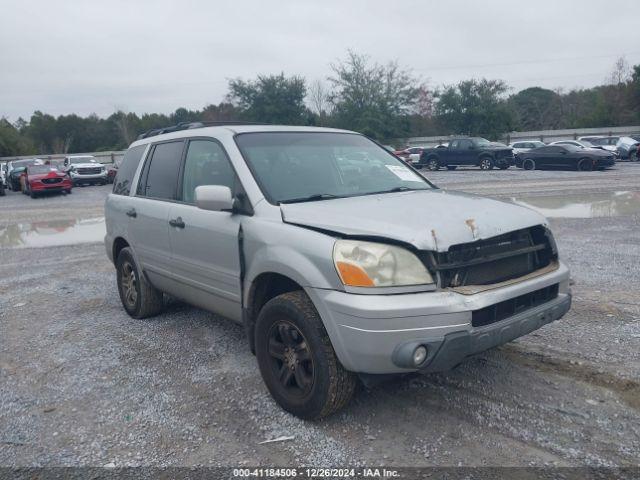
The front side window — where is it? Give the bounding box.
[181,140,236,203]
[458,139,473,149]
[140,141,183,200]
[235,132,433,204]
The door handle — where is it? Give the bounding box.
[169,217,185,229]
[126,208,137,218]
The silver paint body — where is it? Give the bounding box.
[105,125,570,374]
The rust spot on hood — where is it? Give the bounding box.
[465,219,478,239]
[430,229,438,250]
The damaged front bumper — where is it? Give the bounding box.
[308,261,571,374]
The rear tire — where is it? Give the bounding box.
[426,158,440,171]
[116,247,164,319]
[255,290,357,420]
[522,159,536,171]
[577,158,593,171]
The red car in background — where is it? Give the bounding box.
[393,146,424,165]
[106,157,122,184]
[20,165,73,198]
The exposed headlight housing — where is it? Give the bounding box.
[333,240,434,288]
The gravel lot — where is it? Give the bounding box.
[1,165,639,468]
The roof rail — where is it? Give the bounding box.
[136,121,267,140]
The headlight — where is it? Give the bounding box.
[333,240,434,287]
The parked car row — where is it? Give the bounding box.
[1,155,113,199]
[510,135,638,161]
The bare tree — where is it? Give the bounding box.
[307,79,333,124]
[607,56,631,85]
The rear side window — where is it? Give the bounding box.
[138,141,184,200]
[113,145,147,196]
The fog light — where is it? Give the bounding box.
[413,345,427,366]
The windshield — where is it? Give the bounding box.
[29,165,58,174]
[69,157,96,164]
[235,132,434,204]
[563,144,582,152]
[471,137,491,146]
[12,159,40,168]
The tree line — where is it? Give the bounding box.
[1,52,639,156]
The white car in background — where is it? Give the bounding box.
[0,163,6,196]
[550,140,601,150]
[394,146,425,164]
[578,137,619,157]
[509,141,546,156]
[63,155,108,186]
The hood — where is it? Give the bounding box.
[30,169,66,180]
[70,163,102,169]
[280,189,547,252]
[588,148,616,157]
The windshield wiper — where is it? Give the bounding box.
[361,186,421,196]
[279,193,342,204]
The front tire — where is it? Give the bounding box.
[426,157,440,171]
[479,157,494,170]
[116,247,164,319]
[577,158,593,171]
[255,291,356,420]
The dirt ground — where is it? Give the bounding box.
[1,165,639,468]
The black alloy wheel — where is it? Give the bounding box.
[577,158,594,171]
[267,320,315,398]
[523,159,536,171]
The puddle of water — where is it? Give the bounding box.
[0,217,105,248]
[513,191,640,218]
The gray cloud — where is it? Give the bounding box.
[1,0,639,120]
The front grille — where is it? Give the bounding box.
[472,283,559,327]
[42,177,62,184]
[428,226,556,288]
[77,167,102,175]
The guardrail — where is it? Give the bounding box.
[0,151,125,165]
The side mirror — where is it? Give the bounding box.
[195,185,234,212]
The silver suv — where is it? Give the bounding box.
[64,155,108,185]
[105,123,571,419]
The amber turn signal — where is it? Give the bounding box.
[335,261,375,287]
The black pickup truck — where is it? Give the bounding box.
[417,137,515,171]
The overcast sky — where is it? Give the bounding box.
[1,0,639,121]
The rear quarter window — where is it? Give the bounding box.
[113,145,147,196]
